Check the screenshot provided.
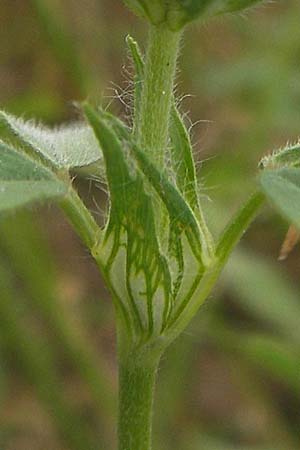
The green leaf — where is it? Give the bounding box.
[123,0,166,24]
[259,142,300,170]
[93,108,217,333]
[132,143,206,263]
[166,0,266,30]
[0,110,103,169]
[169,106,200,212]
[84,104,172,338]
[124,0,266,29]
[95,106,210,264]
[0,140,66,212]
[260,168,300,226]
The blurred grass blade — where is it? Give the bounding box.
[29,0,87,95]
[0,140,66,212]
[0,110,104,170]
[260,168,300,227]
[212,319,300,394]
[0,264,97,450]
[0,211,115,424]
[222,249,300,342]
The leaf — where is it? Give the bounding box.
[84,104,172,337]
[169,106,200,212]
[125,0,266,29]
[260,168,300,227]
[0,140,66,212]
[95,106,209,265]
[0,110,103,169]
[166,0,266,29]
[132,143,206,263]
[93,108,217,331]
[259,141,300,170]
[123,0,166,24]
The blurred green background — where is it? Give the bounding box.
[1,1,300,449]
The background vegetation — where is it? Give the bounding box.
[0,1,300,449]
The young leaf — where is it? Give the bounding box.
[0,141,67,212]
[260,168,300,227]
[166,0,266,30]
[124,0,266,29]
[169,106,200,212]
[123,0,166,24]
[95,108,214,322]
[259,142,300,170]
[84,104,172,338]
[0,110,103,169]
[95,106,210,265]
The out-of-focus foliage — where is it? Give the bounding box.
[1,1,300,449]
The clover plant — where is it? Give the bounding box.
[1,1,299,449]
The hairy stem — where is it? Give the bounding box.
[118,351,161,450]
[137,24,182,167]
[117,24,182,449]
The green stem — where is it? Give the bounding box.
[166,191,266,342]
[216,191,265,264]
[60,187,101,250]
[118,351,161,450]
[138,24,182,167]
[116,25,181,449]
